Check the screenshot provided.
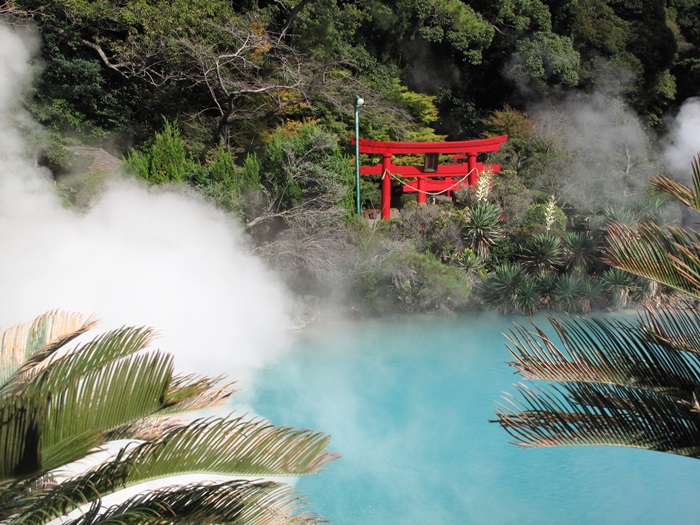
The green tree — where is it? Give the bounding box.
[505,31,580,95]
[245,122,355,293]
[548,0,678,122]
[124,119,191,184]
[0,311,335,523]
[495,155,700,457]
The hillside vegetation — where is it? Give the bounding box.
[3,0,699,315]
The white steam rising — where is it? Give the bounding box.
[525,90,700,216]
[663,97,700,179]
[0,24,294,387]
[527,91,660,213]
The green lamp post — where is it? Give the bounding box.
[354,95,364,215]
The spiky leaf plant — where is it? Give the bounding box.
[561,231,598,272]
[462,201,503,260]
[517,233,562,274]
[0,311,336,524]
[553,272,589,313]
[535,270,558,308]
[495,155,700,458]
[480,263,524,314]
[514,278,540,316]
[601,268,637,309]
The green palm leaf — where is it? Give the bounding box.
[605,221,700,298]
[2,326,156,398]
[496,307,700,456]
[39,352,175,471]
[0,397,43,480]
[122,416,337,482]
[62,481,322,525]
[505,313,700,398]
[641,301,700,355]
[161,374,237,413]
[497,382,700,455]
[650,155,700,213]
[0,312,336,523]
[11,418,336,524]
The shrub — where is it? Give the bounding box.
[601,267,637,309]
[353,247,472,314]
[517,200,567,236]
[562,231,598,271]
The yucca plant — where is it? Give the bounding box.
[480,263,524,314]
[462,201,503,260]
[535,270,558,308]
[495,154,700,458]
[0,311,336,524]
[601,267,637,309]
[514,278,541,316]
[552,272,589,313]
[561,231,598,272]
[517,233,562,274]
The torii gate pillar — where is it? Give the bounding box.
[381,154,392,220]
[468,153,478,186]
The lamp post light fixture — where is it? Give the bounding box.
[354,95,364,216]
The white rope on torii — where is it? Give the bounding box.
[381,167,480,196]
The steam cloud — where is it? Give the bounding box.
[663,97,700,180]
[0,23,294,388]
[523,90,700,216]
[525,91,660,214]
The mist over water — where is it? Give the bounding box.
[250,314,700,525]
[0,24,294,387]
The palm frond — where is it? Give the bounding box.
[11,416,336,524]
[1,311,96,388]
[506,315,700,398]
[497,307,700,456]
[121,416,337,482]
[606,221,700,298]
[8,451,135,524]
[496,382,700,456]
[104,375,237,442]
[106,416,187,442]
[3,326,156,397]
[161,374,237,414]
[1,313,336,524]
[63,481,323,525]
[0,475,51,520]
[39,351,174,471]
[0,397,43,481]
[640,301,700,355]
[650,155,700,213]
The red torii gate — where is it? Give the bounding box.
[353,135,508,219]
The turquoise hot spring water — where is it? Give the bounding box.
[245,313,700,524]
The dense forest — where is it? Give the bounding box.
[3,0,700,316]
